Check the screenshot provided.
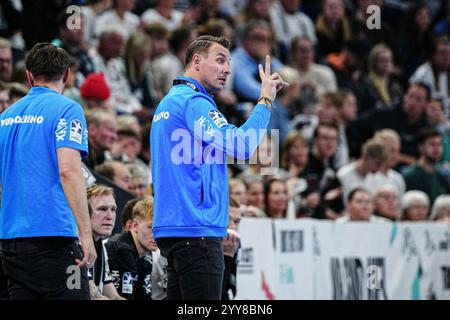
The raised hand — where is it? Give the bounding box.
[258,55,289,102]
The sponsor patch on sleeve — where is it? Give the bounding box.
[208,109,228,128]
[69,119,83,144]
[55,118,67,142]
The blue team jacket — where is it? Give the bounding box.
[150,76,271,239]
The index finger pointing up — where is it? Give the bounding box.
[265,55,271,77]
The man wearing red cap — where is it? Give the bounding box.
[80,72,112,110]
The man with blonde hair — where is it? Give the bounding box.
[337,138,388,202]
[105,198,160,300]
[371,129,406,197]
[87,184,125,300]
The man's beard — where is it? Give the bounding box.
[424,154,440,164]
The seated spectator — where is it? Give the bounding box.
[195,0,235,27]
[95,161,134,194]
[124,31,161,113]
[334,90,357,169]
[222,196,242,300]
[371,129,406,197]
[141,0,185,31]
[269,0,317,61]
[81,0,113,46]
[326,39,369,112]
[91,28,142,114]
[350,0,395,58]
[53,10,95,79]
[337,138,388,203]
[397,3,434,79]
[292,91,339,140]
[281,132,310,216]
[289,36,337,112]
[95,0,139,40]
[426,99,450,162]
[363,44,404,114]
[105,198,158,300]
[242,175,266,217]
[238,0,272,25]
[335,187,390,223]
[152,26,195,95]
[264,177,290,219]
[80,73,112,110]
[8,82,29,104]
[0,81,10,113]
[348,82,431,166]
[373,185,401,221]
[231,20,283,102]
[430,195,450,223]
[268,66,300,144]
[315,0,351,59]
[403,128,450,205]
[142,22,170,61]
[230,178,263,218]
[401,190,430,221]
[84,108,118,169]
[237,134,274,179]
[301,121,339,219]
[87,184,126,300]
[0,37,13,82]
[409,37,450,114]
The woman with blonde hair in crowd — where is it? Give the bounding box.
[315,0,351,59]
[364,44,404,113]
[124,31,161,113]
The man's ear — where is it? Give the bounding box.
[25,70,34,87]
[193,53,201,70]
[62,68,70,84]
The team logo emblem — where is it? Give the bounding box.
[69,119,83,144]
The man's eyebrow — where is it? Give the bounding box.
[216,52,228,58]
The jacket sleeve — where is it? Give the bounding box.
[184,95,271,160]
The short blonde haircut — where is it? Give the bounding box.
[132,198,154,220]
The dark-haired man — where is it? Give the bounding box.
[151,35,288,299]
[0,43,96,299]
[403,128,450,205]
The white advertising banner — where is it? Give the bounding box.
[236,218,450,300]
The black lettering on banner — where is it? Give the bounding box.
[331,258,344,300]
[366,257,388,300]
[280,230,303,253]
[442,266,450,290]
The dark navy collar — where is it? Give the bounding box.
[173,76,213,97]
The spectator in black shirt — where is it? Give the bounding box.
[87,184,125,300]
[106,198,158,300]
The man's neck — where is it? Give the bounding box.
[33,81,64,94]
[355,159,368,177]
[418,157,436,172]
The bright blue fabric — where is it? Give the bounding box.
[0,86,88,239]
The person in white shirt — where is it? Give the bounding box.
[371,129,406,197]
[337,138,388,202]
[95,0,140,41]
[409,37,450,115]
[91,28,142,114]
[269,0,317,48]
[335,187,390,223]
[141,0,184,31]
